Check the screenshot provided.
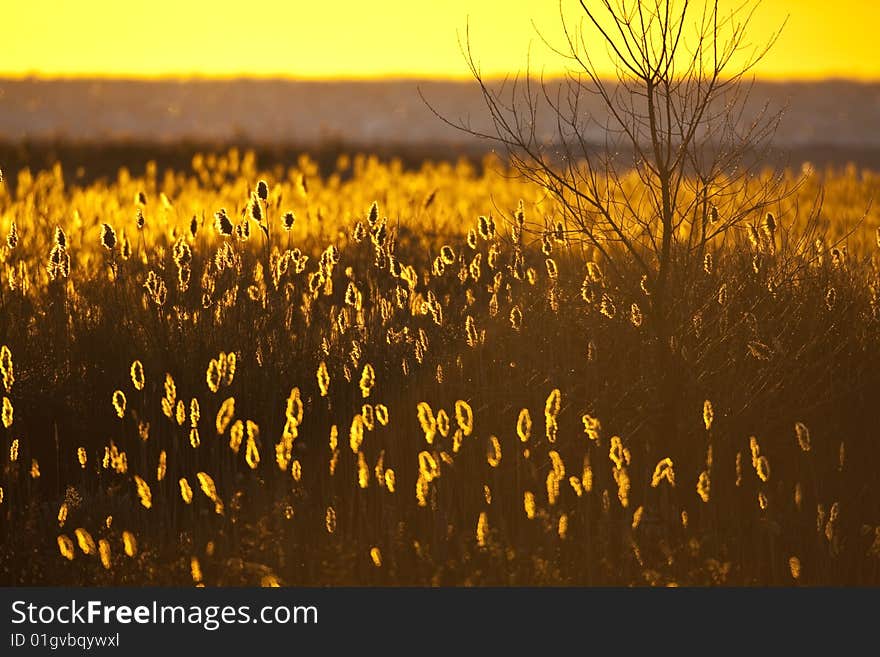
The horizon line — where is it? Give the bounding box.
[2,72,880,84]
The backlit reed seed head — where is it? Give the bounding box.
[455,400,473,437]
[0,345,12,392]
[703,253,713,275]
[763,212,776,235]
[47,244,70,280]
[280,390,302,432]
[749,436,761,468]
[375,404,389,426]
[418,451,439,482]
[178,477,193,504]
[349,414,364,453]
[558,513,569,539]
[6,222,17,249]
[163,373,177,406]
[487,435,502,467]
[465,315,478,347]
[509,305,523,331]
[214,209,233,236]
[249,194,263,222]
[545,388,561,420]
[436,409,450,437]
[788,556,801,580]
[54,226,67,249]
[613,465,630,508]
[546,470,560,506]
[288,459,301,481]
[345,281,359,307]
[609,436,625,469]
[156,449,168,481]
[651,458,675,488]
[359,363,375,398]
[254,179,269,201]
[1,396,12,428]
[196,471,220,506]
[697,470,711,503]
[75,528,96,555]
[599,294,616,319]
[758,491,768,510]
[580,455,593,492]
[30,459,40,478]
[440,245,455,265]
[794,421,811,451]
[476,511,489,547]
[229,420,243,452]
[98,539,112,570]
[216,397,235,435]
[206,359,222,393]
[112,390,126,418]
[189,398,200,428]
[756,455,771,482]
[825,502,840,542]
[245,421,260,469]
[134,475,152,509]
[125,360,144,391]
[282,211,295,231]
[367,201,379,226]
[121,531,137,557]
[517,408,531,442]
[748,224,760,249]
[384,468,396,492]
[9,438,19,461]
[58,503,69,527]
[76,446,87,468]
[326,424,338,453]
[629,303,643,327]
[175,399,186,426]
[316,361,330,397]
[632,506,645,530]
[325,506,337,533]
[703,400,714,430]
[518,490,536,520]
[172,238,192,267]
[58,535,76,561]
[417,402,437,444]
[478,215,491,240]
[100,223,117,250]
[357,451,369,488]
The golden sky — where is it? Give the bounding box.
[2,0,877,80]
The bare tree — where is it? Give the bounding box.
[422,0,795,450]
[427,0,788,345]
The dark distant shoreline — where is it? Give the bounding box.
[1,140,878,187]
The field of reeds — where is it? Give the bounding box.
[0,151,878,586]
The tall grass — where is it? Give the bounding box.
[0,152,878,585]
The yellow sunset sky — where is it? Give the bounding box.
[2,0,877,80]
